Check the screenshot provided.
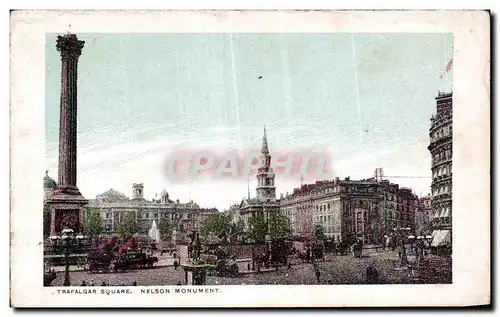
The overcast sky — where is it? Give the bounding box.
[45,33,453,211]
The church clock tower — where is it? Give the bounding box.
[256,127,276,203]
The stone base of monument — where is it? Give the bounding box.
[46,194,88,235]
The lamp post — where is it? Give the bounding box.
[59,228,84,286]
[425,235,434,256]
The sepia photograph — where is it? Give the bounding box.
[10,10,490,307]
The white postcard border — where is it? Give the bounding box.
[10,10,490,307]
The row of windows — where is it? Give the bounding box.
[430,125,452,142]
[432,149,453,165]
[104,212,190,220]
[432,185,451,197]
[316,203,331,212]
[433,163,452,178]
[315,215,332,223]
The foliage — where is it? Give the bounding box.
[158,217,172,241]
[43,210,51,239]
[314,224,325,241]
[248,214,267,244]
[231,218,245,236]
[98,237,119,252]
[84,211,103,239]
[177,221,185,233]
[269,212,292,239]
[116,211,139,241]
[200,213,232,239]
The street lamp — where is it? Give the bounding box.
[60,229,84,286]
[425,235,434,256]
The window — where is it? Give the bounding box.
[145,213,149,219]
[154,213,158,218]
[106,213,111,219]
[328,203,331,210]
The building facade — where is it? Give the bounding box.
[428,92,453,232]
[415,195,433,235]
[43,171,58,238]
[85,183,218,238]
[280,177,418,244]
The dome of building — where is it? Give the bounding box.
[43,171,57,189]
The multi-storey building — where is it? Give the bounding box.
[43,171,58,238]
[415,195,433,235]
[226,203,243,224]
[428,91,452,247]
[85,183,218,236]
[239,128,280,231]
[280,176,418,244]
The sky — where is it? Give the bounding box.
[45,33,453,211]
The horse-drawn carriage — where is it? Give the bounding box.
[43,260,56,286]
[86,249,159,273]
[87,250,114,273]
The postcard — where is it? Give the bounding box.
[10,10,490,307]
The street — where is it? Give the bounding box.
[50,250,451,286]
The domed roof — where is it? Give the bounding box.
[43,171,57,189]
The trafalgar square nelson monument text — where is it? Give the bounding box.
[46,34,88,235]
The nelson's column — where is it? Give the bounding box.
[46,34,88,235]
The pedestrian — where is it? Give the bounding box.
[247,263,251,271]
[366,265,380,284]
[80,280,86,286]
[315,269,321,283]
[176,281,182,286]
[174,260,178,270]
[101,281,107,286]
[89,279,94,286]
[132,281,137,286]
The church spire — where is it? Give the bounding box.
[261,125,269,155]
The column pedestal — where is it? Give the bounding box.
[47,194,88,235]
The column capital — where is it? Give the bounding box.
[56,34,85,59]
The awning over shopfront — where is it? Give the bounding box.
[431,230,451,247]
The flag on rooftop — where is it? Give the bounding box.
[439,58,453,79]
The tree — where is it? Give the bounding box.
[314,224,325,241]
[200,213,232,239]
[269,212,292,239]
[158,217,172,241]
[116,211,139,241]
[248,214,267,244]
[43,209,51,239]
[84,211,103,240]
[231,218,245,236]
[177,221,185,233]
